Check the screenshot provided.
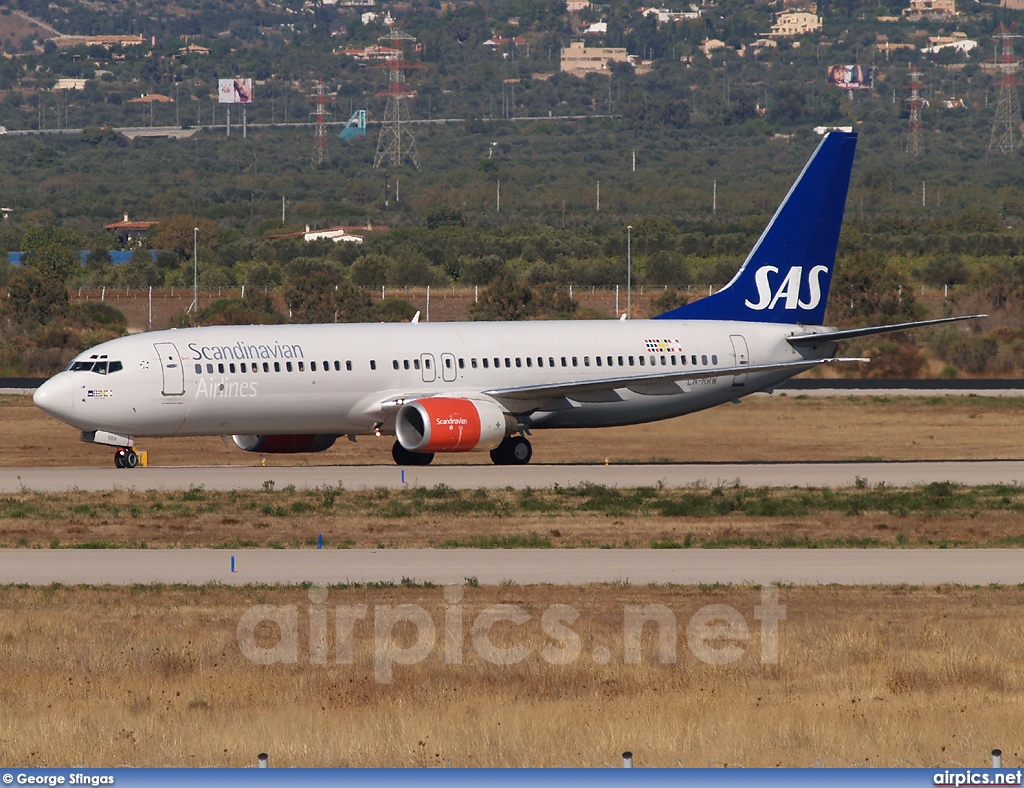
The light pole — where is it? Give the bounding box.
[626,225,632,319]
[192,227,199,316]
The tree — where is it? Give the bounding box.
[468,272,536,320]
[21,226,83,283]
[349,253,392,288]
[285,270,373,323]
[151,215,219,259]
[6,269,68,325]
[198,292,284,325]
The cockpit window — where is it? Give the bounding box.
[68,360,122,373]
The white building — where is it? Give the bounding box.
[766,11,822,37]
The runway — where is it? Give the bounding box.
[2,460,1024,492]
[1,547,1022,585]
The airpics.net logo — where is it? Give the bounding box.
[236,586,786,683]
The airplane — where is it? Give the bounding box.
[33,131,982,468]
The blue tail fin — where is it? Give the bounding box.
[654,131,857,325]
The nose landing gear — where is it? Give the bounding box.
[114,447,139,469]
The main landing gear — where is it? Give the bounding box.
[114,447,139,469]
[490,435,532,466]
[392,441,434,466]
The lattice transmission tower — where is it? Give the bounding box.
[989,25,1023,156]
[372,29,425,170]
[906,70,924,156]
[310,78,332,166]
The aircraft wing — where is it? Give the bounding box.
[786,314,986,347]
[482,357,866,401]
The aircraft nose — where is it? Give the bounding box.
[33,374,74,423]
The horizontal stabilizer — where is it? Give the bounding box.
[787,314,986,347]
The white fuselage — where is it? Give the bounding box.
[34,319,830,440]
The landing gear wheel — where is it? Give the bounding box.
[490,435,532,465]
[124,448,138,469]
[392,441,434,467]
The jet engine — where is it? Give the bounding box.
[395,397,511,453]
[231,434,339,453]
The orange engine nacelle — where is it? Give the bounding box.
[395,397,510,453]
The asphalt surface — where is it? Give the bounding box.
[1,461,1024,492]
[0,547,1021,585]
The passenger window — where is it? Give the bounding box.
[505,358,511,368]
[241,363,248,373]
[445,358,452,369]
[230,363,236,373]
[298,361,305,372]
[561,357,567,367]
[712,355,718,365]
[286,362,293,372]
[572,357,578,367]
[584,357,590,367]
[324,360,329,371]
[404,360,410,370]
[681,355,687,366]
[618,356,624,366]
[346,361,352,371]
[274,362,281,372]
[393,360,400,370]
[661,356,667,366]
[458,358,465,369]
[216,363,223,374]
[606,356,613,366]
[471,359,478,369]
[549,357,555,367]
[263,362,270,373]
[370,360,377,371]
[671,356,677,366]
[482,358,489,369]
[207,364,214,374]
[702,355,708,365]
[692,355,697,365]
[311,362,317,372]
[414,359,420,370]
[194,364,202,374]
[494,358,500,368]
[596,357,602,366]
[628,356,634,366]
[425,359,431,369]
[639,357,645,366]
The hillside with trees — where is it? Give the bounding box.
[0,0,1019,375]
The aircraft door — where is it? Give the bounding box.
[154,342,185,396]
[440,353,457,382]
[729,335,749,387]
[420,353,436,383]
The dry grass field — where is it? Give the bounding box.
[7,393,1024,468]
[0,583,1021,768]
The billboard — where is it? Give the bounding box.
[218,78,254,104]
[827,65,872,90]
